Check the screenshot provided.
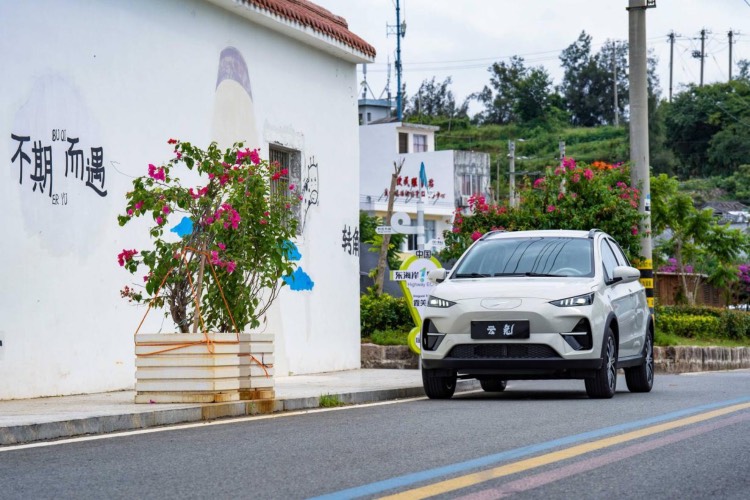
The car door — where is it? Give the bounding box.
[607,239,647,357]
[599,238,635,358]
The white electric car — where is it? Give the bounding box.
[421,229,654,399]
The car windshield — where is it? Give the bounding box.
[452,237,594,278]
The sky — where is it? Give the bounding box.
[315,0,749,112]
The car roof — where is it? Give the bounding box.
[482,229,597,240]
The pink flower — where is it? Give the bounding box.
[452,227,460,233]
[547,205,556,213]
[260,219,268,225]
[218,242,226,250]
[583,169,594,181]
[226,261,237,274]
[162,206,170,214]
[210,251,221,266]
[289,184,296,190]
[533,177,545,189]
[631,226,639,236]
[571,193,578,199]
[249,149,260,165]
[148,164,166,182]
[563,157,577,171]
[174,150,182,159]
[117,249,138,267]
[571,173,581,184]
[558,192,564,200]
[134,201,144,210]
[156,216,163,225]
[127,209,134,216]
[167,138,177,145]
[471,231,482,241]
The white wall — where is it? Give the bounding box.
[0,0,363,398]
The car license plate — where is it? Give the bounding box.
[471,321,530,339]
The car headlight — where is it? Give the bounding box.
[550,292,594,307]
[427,295,456,308]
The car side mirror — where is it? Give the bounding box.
[427,268,448,284]
[612,265,641,284]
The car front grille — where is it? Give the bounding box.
[446,344,561,359]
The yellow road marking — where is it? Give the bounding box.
[381,402,750,499]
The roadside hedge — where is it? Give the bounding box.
[360,290,412,338]
[655,305,750,341]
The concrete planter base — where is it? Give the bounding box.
[135,333,274,403]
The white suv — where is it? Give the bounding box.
[421,229,654,399]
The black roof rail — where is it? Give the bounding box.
[480,229,506,241]
[588,228,602,239]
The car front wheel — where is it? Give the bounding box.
[585,327,617,399]
[422,368,457,399]
[625,330,654,393]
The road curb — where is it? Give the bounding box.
[0,380,480,446]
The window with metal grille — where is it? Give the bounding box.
[269,145,302,234]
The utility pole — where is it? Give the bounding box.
[387,0,406,121]
[700,28,706,86]
[612,42,619,126]
[729,29,734,81]
[508,140,516,208]
[628,0,655,313]
[668,31,675,102]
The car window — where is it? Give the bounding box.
[600,239,619,283]
[605,239,630,267]
[453,237,593,278]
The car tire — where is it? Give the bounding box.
[625,329,654,393]
[479,379,507,392]
[422,369,457,399]
[585,327,617,399]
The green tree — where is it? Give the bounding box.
[651,174,750,306]
[473,56,559,126]
[664,80,750,177]
[405,76,469,120]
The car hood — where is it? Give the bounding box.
[434,277,597,302]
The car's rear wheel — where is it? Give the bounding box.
[585,327,617,399]
[422,369,457,399]
[479,379,507,392]
[625,329,654,393]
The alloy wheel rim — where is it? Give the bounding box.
[607,337,616,390]
[646,336,654,384]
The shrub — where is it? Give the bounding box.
[655,314,720,340]
[360,290,412,337]
[718,310,750,340]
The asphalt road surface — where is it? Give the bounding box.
[1,370,749,500]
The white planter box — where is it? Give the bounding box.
[135,333,274,403]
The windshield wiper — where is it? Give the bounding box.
[454,272,491,278]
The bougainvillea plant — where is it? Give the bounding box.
[441,158,644,261]
[118,140,299,332]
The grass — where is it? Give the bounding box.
[319,394,345,408]
[366,329,410,346]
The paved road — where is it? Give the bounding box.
[1,371,749,499]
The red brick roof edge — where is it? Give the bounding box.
[244,0,376,58]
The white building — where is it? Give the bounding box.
[0,0,374,399]
[359,120,492,253]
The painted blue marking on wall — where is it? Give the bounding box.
[310,396,750,500]
[283,267,314,291]
[282,240,302,261]
[170,217,193,238]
